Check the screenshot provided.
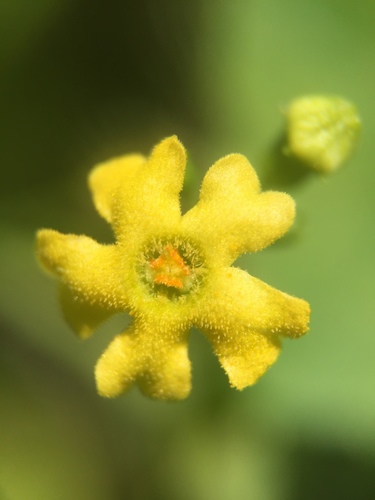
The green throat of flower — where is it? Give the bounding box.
[139,237,206,300]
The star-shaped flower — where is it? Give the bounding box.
[36,136,310,400]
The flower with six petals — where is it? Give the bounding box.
[36,136,310,400]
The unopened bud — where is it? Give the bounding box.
[286,95,361,173]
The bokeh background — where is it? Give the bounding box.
[1,1,375,499]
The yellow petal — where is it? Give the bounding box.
[182,154,295,265]
[198,266,310,337]
[209,329,281,389]
[108,136,187,241]
[89,154,146,223]
[95,320,191,400]
[36,230,128,321]
[195,266,310,388]
[59,284,114,339]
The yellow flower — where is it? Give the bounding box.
[36,136,310,401]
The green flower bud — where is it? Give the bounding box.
[286,95,361,173]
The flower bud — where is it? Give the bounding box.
[286,95,361,173]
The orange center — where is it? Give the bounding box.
[149,244,191,289]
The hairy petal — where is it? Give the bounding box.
[182,154,295,265]
[59,284,115,339]
[195,266,310,388]
[36,230,128,324]
[89,154,146,224]
[110,136,187,241]
[95,320,191,400]
[198,266,310,337]
[208,329,281,389]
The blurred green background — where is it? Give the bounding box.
[1,1,375,499]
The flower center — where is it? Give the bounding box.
[149,244,190,290]
[139,237,205,300]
